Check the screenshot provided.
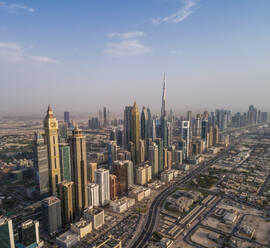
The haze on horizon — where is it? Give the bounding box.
[0,0,270,117]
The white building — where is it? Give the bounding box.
[87,183,99,207]
[109,197,135,213]
[95,169,110,206]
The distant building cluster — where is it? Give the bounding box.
[0,73,269,248]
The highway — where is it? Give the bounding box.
[131,146,234,248]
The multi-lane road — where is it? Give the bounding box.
[131,146,233,248]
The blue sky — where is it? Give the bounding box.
[0,0,270,116]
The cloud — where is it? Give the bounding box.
[0,41,58,64]
[104,40,152,58]
[0,2,34,13]
[30,56,59,64]
[152,0,198,25]
[107,31,145,39]
[0,42,21,50]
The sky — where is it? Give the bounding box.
[0,0,270,117]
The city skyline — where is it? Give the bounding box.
[1,0,270,115]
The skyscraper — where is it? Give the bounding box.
[109,175,118,201]
[44,105,61,196]
[69,126,88,212]
[181,121,190,160]
[213,125,219,146]
[103,107,107,127]
[64,111,70,125]
[131,102,140,165]
[88,163,97,183]
[58,181,75,225]
[87,183,100,207]
[108,141,117,168]
[59,143,71,181]
[33,132,49,197]
[141,106,148,140]
[155,138,164,173]
[0,216,15,248]
[149,142,158,176]
[95,169,110,206]
[139,139,145,163]
[124,106,133,149]
[42,196,62,235]
[18,220,40,248]
[161,73,166,118]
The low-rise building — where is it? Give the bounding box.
[70,219,92,238]
[109,197,135,213]
[56,231,80,248]
[83,207,104,230]
[129,186,151,201]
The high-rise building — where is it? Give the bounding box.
[161,73,166,118]
[136,167,146,185]
[160,74,168,147]
[113,160,134,194]
[167,122,172,147]
[261,112,268,122]
[59,123,68,143]
[64,111,70,125]
[0,216,15,248]
[42,196,62,235]
[88,163,97,183]
[124,106,133,149]
[195,114,202,137]
[59,143,71,181]
[69,126,88,212]
[18,220,40,248]
[160,117,168,147]
[95,169,110,206]
[33,132,50,197]
[139,139,145,163]
[155,138,164,173]
[131,102,140,165]
[87,183,100,207]
[147,107,153,139]
[109,174,118,200]
[103,107,107,127]
[44,105,61,196]
[58,181,75,225]
[167,150,172,170]
[149,142,159,176]
[163,148,168,170]
[175,150,183,165]
[180,120,190,160]
[213,125,219,146]
[108,141,117,168]
[141,106,148,140]
[201,119,208,140]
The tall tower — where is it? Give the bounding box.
[161,73,166,118]
[124,106,133,149]
[69,126,88,212]
[132,102,140,165]
[33,132,49,197]
[141,106,148,140]
[44,105,61,196]
[58,180,75,225]
[95,168,110,206]
[160,73,168,147]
